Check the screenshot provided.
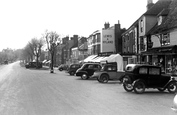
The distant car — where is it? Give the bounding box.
[58,64,68,71]
[4,60,8,64]
[75,63,101,80]
[122,64,177,94]
[25,62,42,68]
[67,64,81,76]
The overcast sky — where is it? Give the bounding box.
[0,0,158,51]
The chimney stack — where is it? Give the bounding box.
[147,0,154,10]
[104,22,110,29]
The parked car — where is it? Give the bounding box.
[75,63,102,80]
[67,64,81,75]
[4,60,8,64]
[25,62,42,68]
[92,62,125,83]
[58,64,68,71]
[122,64,177,94]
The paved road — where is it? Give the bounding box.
[0,61,176,115]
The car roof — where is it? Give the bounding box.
[125,64,160,71]
[84,62,100,64]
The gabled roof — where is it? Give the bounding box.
[144,0,172,16]
[122,0,172,36]
[148,0,177,34]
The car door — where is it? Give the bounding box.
[107,65,117,79]
[148,67,161,87]
[138,67,148,83]
[85,64,94,76]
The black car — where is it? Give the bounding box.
[4,60,8,64]
[67,64,81,75]
[75,63,101,80]
[25,62,42,68]
[122,64,177,94]
[58,64,68,71]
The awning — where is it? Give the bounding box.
[93,56,108,62]
[100,54,117,62]
[45,60,51,63]
[83,55,97,62]
[42,60,47,63]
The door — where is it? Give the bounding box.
[107,65,117,80]
[148,67,161,87]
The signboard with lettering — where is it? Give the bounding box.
[101,29,115,52]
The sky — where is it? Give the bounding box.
[0,0,158,51]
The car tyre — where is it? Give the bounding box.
[70,71,75,76]
[167,82,177,93]
[123,76,133,92]
[157,88,166,92]
[97,77,102,83]
[133,80,145,94]
[100,74,109,83]
[59,68,63,71]
[81,74,88,80]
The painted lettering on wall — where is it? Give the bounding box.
[103,35,113,44]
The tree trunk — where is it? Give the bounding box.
[36,54,39,69]
[50,51,54,73]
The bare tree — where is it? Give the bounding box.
[43,30,61,73]
[22,42,34,62]
[29,38,44,68]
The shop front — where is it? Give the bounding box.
[141,45,177,75]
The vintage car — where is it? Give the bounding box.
[66,64,81,76]
[122,64,177,94]
[92,62,125,83]
[58,64,68,71]
[75,63,102,80]
[25,62,42,68]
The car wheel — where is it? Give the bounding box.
[133,80,145,94]
[157,88,166,92]
[81,74,88,80]
[97,77,101,83]
[167,82,177,93]
[59,68,63,71]
[70,71,75,76]
[122,76,133,92]
[100,74,109,83]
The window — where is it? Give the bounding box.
[140,20,144,32]
[162,33,170,46]
[97,33,101,42]
[139,67,148,74]
[107,66,117,71]
[88,65,94,69]
[149,68,160,75]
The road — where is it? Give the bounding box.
[0,61,176,115]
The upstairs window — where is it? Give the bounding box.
[162,33,170,46]
[97,33,101,42]
[140,20,144,33]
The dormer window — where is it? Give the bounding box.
[158,16,163,25]
[162,33,170,46]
